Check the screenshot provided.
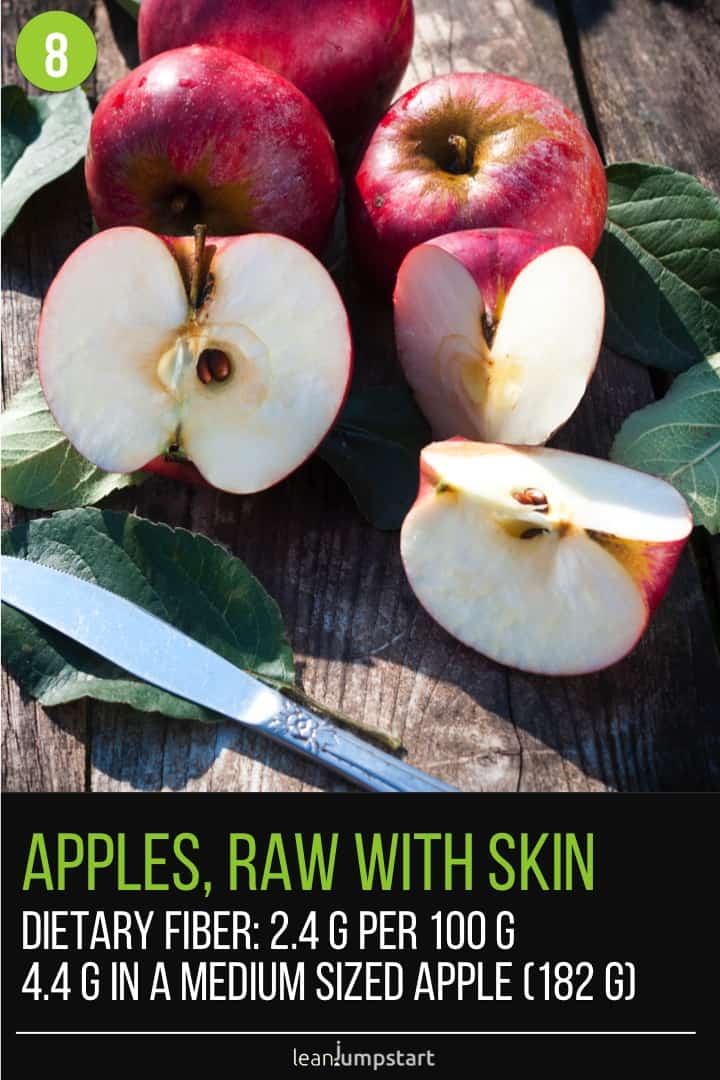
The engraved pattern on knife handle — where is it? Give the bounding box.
[266,700,339,753]
[262,697,456,792]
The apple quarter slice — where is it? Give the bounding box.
[394,229,605,445]
[401,441,692,676]
[38,227,352,494]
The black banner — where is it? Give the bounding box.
[2,793,712,1066]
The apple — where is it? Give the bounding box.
[348,72,608,291]
[37,226,353,495]
[85,45,341,253]
[401,441,692,676]
[394,228,605,444]
[137,0,415,145]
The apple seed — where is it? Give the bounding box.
[196,352,213,384]
[197,348,231,384]
[513,488,549,511]
[207,348,231,382]
[519,526,548,540]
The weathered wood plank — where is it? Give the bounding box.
[571,0,720,191]
[1,0,95,792]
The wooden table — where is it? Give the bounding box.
[3,0,719,794]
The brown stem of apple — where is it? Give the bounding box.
[447,134,469,174]
[170,192,191,217]
[189,223,208,313]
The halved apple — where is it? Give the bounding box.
[37,227,353,494]
[401,441,692,676]
[393,229,604,444]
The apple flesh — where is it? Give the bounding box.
[85,45,341,253]
[394,228,605,444]
[349,72,608,291]
[401,441,692,676]
[138,0,415,146]
[37,227,353,495]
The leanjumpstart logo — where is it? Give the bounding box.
[291,1042,437,1069]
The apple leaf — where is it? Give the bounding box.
[112,0,141,18]
[1,373,145,510]
[2,86,41,180]
[1,508,295,722]
[595,163,720,372]
[610,353,720,533]
[1,85,91,235]
[318,384,431,530]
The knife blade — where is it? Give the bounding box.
[1,556,456,793]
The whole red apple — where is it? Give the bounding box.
[138,0,415,145]
[85,45,341,253]
[349,72,608,291]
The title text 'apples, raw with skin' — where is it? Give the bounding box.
[349,72,608,291]
[37,228,353,495]
[401,441,692,676]
[138,0,415,145]
[394,229,605,444]
[85,45,340,253]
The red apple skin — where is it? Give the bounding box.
[634,535,690,616]
[143,457,208,487]
[349,72,608,292]
[400,227,555,319]
[407,440,692,670]
[85,45,341,253]
[138,0,414,146]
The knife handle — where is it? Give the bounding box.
[259,700,457,793]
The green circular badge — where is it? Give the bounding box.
[16,11,97,93]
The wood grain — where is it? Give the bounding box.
[2,0,719,794]
[571,0,720,191]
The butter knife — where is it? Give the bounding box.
[1,556,456,793]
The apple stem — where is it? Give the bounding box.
[189,223,208,312]
[170,192,191,217]
[447,134,469,174]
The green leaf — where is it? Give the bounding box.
[595,163,720,372]
[1,373,145,509]
[2,85,43,180]
[610,354,720,533]
[112,0,141,18]
[318,385,431,530]
[1,509,295,720]
[1,85,91,235]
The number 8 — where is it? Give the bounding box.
[45,32,68,78]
